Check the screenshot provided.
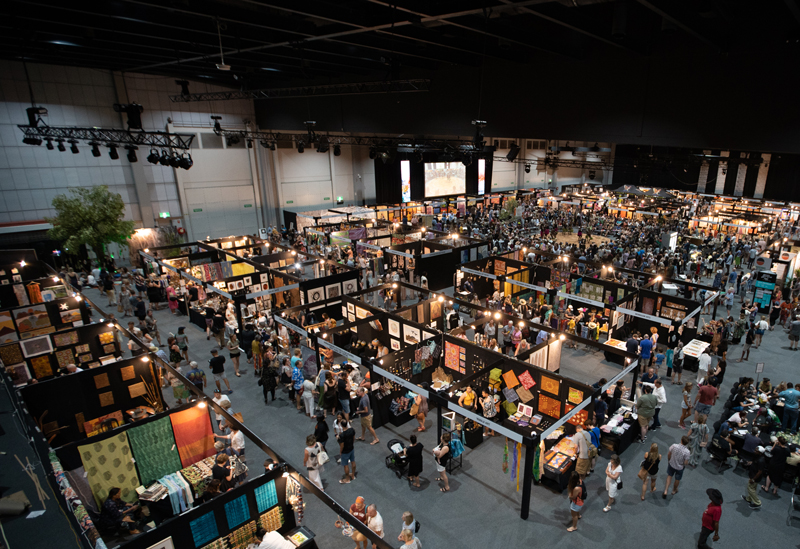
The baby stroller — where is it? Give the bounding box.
[385,439,409,480]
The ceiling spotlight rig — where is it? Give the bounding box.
[19,104,195,168]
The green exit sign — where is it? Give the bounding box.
[323,197,330,201]
[193,208,203,212]
[244,204,252,208]
[337,196,343,201]
[286,200,294,204]
[159,211,170,218]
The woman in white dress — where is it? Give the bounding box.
[603,454,623,512]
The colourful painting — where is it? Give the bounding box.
[538,394,561,419]
[13,305,51,334]
[29,355,53,378]
[518,370,536,390]
[55,349,75,369]
[568,387,584,405]
[98,332,115,344]
[83,411,124,438]
[79,354,93,363]
[430,300,442,320]
[0,311,18,344]
[0,343,23,365]
[59,309,83,324]
[75,344,90,354]
[53,331,80,347]
[444,341,461,371]
[103,343,116,354]
[540,375,560,396]
[564,404,588,426]
[5,363,30,385]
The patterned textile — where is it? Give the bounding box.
[0,342,23,365]
[220,261,233,279]
[127,416,183,485]
[78,432,141,509]
[50,451,108,549]
[170,406,216,467]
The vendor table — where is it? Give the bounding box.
[603,338,628,365]
[189,307,208,331]
[681,339,710,373]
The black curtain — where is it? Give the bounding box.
[764,153,800,202]
[374,158,402,204]
[742,153,761,197]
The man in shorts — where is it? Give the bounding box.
[693,379,718,422]
[355,388,379,445]
[663,435,690,499]
[337,419,357,484]
[210,349,232,394]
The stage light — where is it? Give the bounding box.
[124,146,138,162]
[247,139,253,149]
[90,142,101,157]
[461,153,473,167]
[179,153,193,170]
[45,138,54,150]
[524,164,531,173]
[297,141,305,153]
[506,143,520,161]
[333,144,341,156]
[147,149,159,164]
[159,149,170,166]
[108,144,119,160]
[369,147,377,160]
[176,80,190,96]
[22,136,42,145]
[413,150,423,163]
[54,138,66,152]
[169,152,181,168]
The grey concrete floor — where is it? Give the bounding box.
[72,283,799,549]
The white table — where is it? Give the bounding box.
[682,338,710,358]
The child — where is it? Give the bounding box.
[654,347,666,370]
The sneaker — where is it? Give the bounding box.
[749,504,761,510]
[741,495,749,503]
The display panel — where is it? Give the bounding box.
[424,162,465,197]
[400,160,411,203]
[478,158,486,195]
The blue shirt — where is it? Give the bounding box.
[655,353,665,366]
[292,366,304,390]
[640,338,653,358]
[779,389,800,409]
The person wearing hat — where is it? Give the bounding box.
[698,488,723,548]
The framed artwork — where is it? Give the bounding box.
[567,387,584,405]
[53,331,80,347]
[21,326,55,339]
[29,355,53,378]
[243,277,252,286]
[355,307,368,319]
[429,300,442,320]
[538,394,562,418]
[235,280,244,290]
[145,537,175,549]
[423,331,435,341]
[55,349,74,369]
[79,354,93,363]
[260,273,270,283]
[308,288,323,303]
[396,308,412,321]
[227,282,237,291]
[5,363,30,386]
[540,375,560,396]
[12,275,21,283]
[0,343,24,365]
[444,341,460,370]
[0,311,18,344]
[347,302,355,314]
[98,332,115,344]
[343,280,357,294]
[13,305,51,334]
[88,361,101,369]
[564,404,589,426]
[388,319,400,338]
[403,325,420,345]
[325,283,341,299]
[416,303,426,324]
[94,373,110,389]
[341,305,347,317]
[390,339,401,351]
[641,297,655,316]
[20,335,53,358]
[347,312,355,323]
[103,343,116,354]
[252,284,261,293]
[59,309,83,324]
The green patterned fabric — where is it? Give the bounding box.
[79,432,140,509]
[127,416,183,486]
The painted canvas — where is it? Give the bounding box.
[29,355,53,378]
[20,335,53,358]
[403,325,420,345]
[0,343,23,365]
[13,305,51,334]
[538,394,562,418]
[429,300,442,320]
[55,349,74,369]
[0,311,17,344]
[59,309,83,324]
[5,363,30,385]
[53,331,80,347]
[98,332,115,344]
[540,375,560,396]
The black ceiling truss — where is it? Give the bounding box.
[18,125,196,150]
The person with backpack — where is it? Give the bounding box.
[573,425,595,479]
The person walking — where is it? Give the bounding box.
[313,412,329,452]
[742,446,765,509]
[698,489,723,549]
[603,454,623,512]
[259,355,278,404]
[412,393,428,432]
[671,341,685,385]
[337,418,357,484]
[302,378,316,418]
[687,415,710,467]
[433,432,451,492]
[566,471,584,532]
[679,382,694,429]
[635,385,658,443]
[209,349,232,394]
[175,326,189,364]
[788,314,800,351]
[693,379,718,422]
[227,332,242,377]
[738,325,755,362]
[366,505,384,547]
[754,315,769,347]
[303,435,324,490]
[663,435,690,499]
[639,443,661,501]
[399,529,421,549]
[354,388,379,445]
[185,361,207,394]
[696,349,712,384]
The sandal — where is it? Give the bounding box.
[435,477,441,481]
[566,527,577,532]
[370,440,380,445]
[440,487,449,492]
[356,437,365,441]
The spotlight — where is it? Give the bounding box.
[247,139,253,149]
[494,312,501,319]
[211,115,222,133]
[259,140,269,148]
[413,150,423,163]
[169,152,181,168]
[333,144,341,156]
[197,400,207,409]
[316,137,329,153]
[69,140,79,154]
[176,79,190,96]
[297,141,305,153]
[369,147,377,160]
[113,103,144,130]
[269,142,276,151]
[108,144,119,160]
[524,164,531,173]
[22,136,43,146]
[90,142,101,157]
[56,139,66,152]
[159,149,170,166]
[147,149,159,164]
[125,145,138,162]
[461,153,473,167]
[45,138,54,150]
[226,135,240,146]
[179,153,193,170]
[140,356,150,362]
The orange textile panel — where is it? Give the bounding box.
[170,406,215,467]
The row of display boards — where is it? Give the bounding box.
[0,249,389,549]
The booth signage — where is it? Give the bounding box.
[372,364,428,398]
[386,249,414,259]
[447,401,524,443]
[316,338,361,364]
[307,229,326,237]
[461,267,496,280]
[557,291,604,308]
[507,279,547,292]
[246,283,299,300]
[756,362,764,374]
[358,242,383,251]
[274,314,307,337]
[420,250,452,258]
[615,306,666,324]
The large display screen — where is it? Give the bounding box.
[424,162,465,197]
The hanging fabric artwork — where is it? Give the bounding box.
[27,282,43,304]
[78,432,140,508]
[517,443,522,492]
[169,406,216,467]
[13,284,30,306]
[127,416,183,485]
[511,442,518,485]
[502,439,509,474]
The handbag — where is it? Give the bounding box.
[637,467,648,481]
[230,455,248,477]
[616,479,623,490]
[317,443,330,465]
[409,402,420,416]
